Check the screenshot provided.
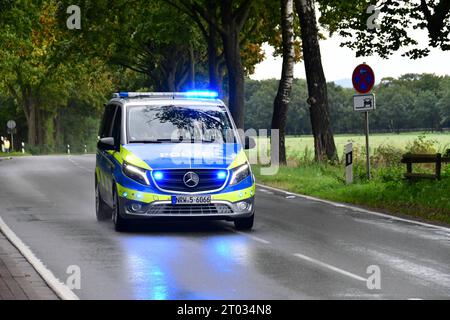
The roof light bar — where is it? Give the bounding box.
[182,90,219,98]
[112,91,219,99]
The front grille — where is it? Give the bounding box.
[153,169,227,192]
[146,203,233,215]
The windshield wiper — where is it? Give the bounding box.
[129,139,184,144]
[128,140,162,143]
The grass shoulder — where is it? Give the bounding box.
[0,151,31,157]
[252,162,450,226]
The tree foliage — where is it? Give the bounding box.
[319,0,450,59]
[0,0,120,149]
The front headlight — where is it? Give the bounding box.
[229,163,250,186]
[122,161,150,185]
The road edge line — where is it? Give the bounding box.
[293,253,367,282]
[256,183,450,232]
[0,217,79,300]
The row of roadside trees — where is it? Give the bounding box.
[245,74,450,135]
[1,0,449,161]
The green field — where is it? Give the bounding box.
[256,132,450,161]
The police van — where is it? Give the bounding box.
[96,91,256,231]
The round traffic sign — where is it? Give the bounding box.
[352,64,375,94]
[6,120,16,130]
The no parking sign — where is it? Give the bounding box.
[352,64,375,94]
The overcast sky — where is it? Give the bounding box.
[251,31,450,83]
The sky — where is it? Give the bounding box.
[251,31,450,84]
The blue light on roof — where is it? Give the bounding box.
[153,171,164,181]
[119,92,129,97]
[217,170,227,180]
[184,90,218,99]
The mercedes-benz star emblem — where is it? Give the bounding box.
[183,171,199,188]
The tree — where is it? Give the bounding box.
[167,0,225,94]
[173,0,255,129]
[0,1,67,146]
[0,1,116,149]
[294,0,337,161]
[319,0,450,59]
[438,77,450,128]
[272,0,295,165]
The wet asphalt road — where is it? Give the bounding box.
[0,155,449,299]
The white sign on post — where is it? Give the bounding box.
[7,120,16,129]
[353,94,375,112]
[345,143,353,184]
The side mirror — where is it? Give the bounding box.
[244,136,256,150]
[98,137,116,151]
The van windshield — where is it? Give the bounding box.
[126,105,237,144]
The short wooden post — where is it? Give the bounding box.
[406,162,412,175]
[436,153,442,180]
[406,153,412,176]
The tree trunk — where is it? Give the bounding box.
[219,1,249,130]
[222,28,245,129]
[165,66,177,92]
[207,1,219,93]
[272,0,295,166]
[180,0,251,129]
[26,98,37,147]
[188,42,195,89]
[37,108,43,146]
[294,0,337,161]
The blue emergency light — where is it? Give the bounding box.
[183,90,219,99]
[217,170,227,180]
[153,171,164,181]
[114,91,219,99]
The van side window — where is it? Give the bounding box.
[99,105,117,138]
[111,106,122,144]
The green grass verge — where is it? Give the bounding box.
[0,151,31,157]
[252,163,450,225]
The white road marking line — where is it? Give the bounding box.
[0,217,79,300]
[256,183,450,232]
[67,155,93,173]
[293,253,367,282]
[225,227,271,244]
[258,188,274,194]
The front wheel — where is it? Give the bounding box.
[234,214,254,231]
[96,182,111,221]
[112,187,128,232]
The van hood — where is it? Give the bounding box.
[122,143,242,169]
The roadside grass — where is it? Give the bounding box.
[252,133,450,225]
[0,151,31,157]
[253,162,450,225]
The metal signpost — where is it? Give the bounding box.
[352,63,376,180]
[6,120,16,151]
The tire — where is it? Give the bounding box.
[95,181,112,221]
[234,214,254,231]
[112,187,128,232]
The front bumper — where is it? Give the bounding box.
[115,180,256,221]
[118,196,254,221]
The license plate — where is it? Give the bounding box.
[172,195,211,205]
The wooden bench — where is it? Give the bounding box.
[401,153,450,180]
